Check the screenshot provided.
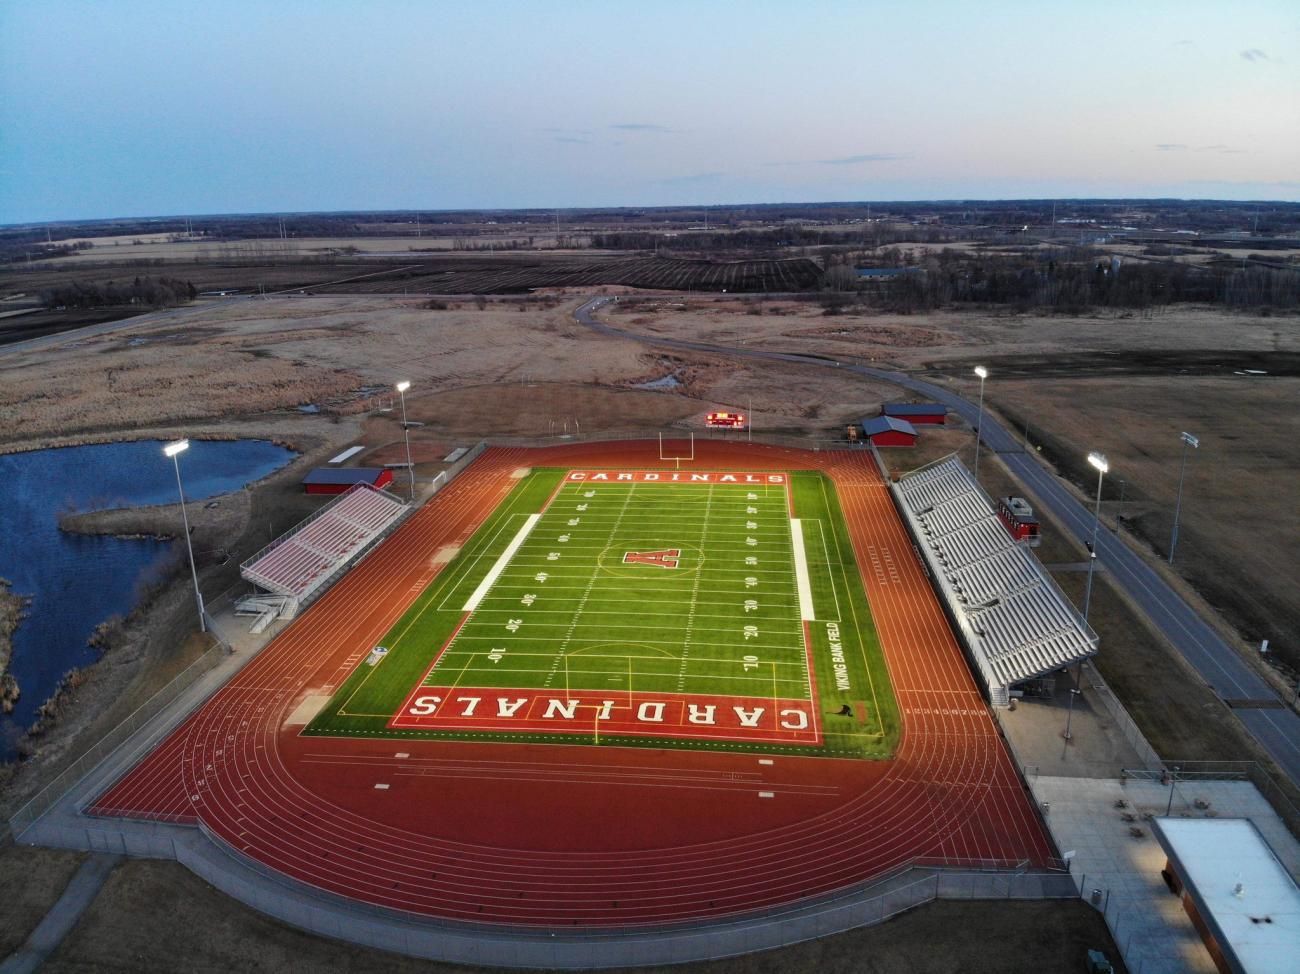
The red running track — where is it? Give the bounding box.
[89,442,1054,927]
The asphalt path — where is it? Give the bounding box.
[575,297,1300,786]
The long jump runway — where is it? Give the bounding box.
[88,441,1053,926]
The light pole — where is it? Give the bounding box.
[1062,686,1082,742]
[1169,431,1198,564]
[1165,765,1180,816]
[164,439,205,633]
[396,380,414,501]
[1082,452,1109,625]
[972,366,988,480]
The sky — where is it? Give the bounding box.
[1,0,1297,224]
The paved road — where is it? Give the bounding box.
[575,297,1300,786]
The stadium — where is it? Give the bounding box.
[71,437,1074,945]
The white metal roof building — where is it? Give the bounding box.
[891,454,1098,705]
[1151,817,1300,974]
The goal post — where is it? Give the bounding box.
[658,432,695,469]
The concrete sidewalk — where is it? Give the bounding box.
[0,853,121,974]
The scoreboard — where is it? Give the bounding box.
[706,411,747,429]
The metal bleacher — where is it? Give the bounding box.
[893,454,1098,706]
[240,483,406,607]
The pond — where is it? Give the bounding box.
[0,438,296,758]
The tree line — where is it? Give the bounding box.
[828,250,1300,312]
[40,276,198,310]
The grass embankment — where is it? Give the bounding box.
[0,578,29,714]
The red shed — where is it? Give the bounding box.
[881,402,947,425]
[302,467,394,495]
[862,415,918,447]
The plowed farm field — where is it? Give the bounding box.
[308,255,823,294]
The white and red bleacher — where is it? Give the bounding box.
[240,484,406,604]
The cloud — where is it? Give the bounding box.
[610,123,675,133]
[554,136,590,144]
[1174,39,1192,46]
[1240,48,1268,62]
[656,171,724,185]
[818,153,906,165]
[1157,143,1246,154]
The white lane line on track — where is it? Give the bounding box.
[461,513,541,612]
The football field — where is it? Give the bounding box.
[307,468,898,758]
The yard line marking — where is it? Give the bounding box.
[462,514,541,612]
[789,519,816,622]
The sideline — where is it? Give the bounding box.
[0,853,120,974]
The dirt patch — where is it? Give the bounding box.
[431,545,460,565]
[43,857,1124,974]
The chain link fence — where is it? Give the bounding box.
[7,645,225,837]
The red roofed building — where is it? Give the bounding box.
[862,416,918,447]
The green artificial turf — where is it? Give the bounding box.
[305,468,898,759]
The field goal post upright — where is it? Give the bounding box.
[658,432,696,470]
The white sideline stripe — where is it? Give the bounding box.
[374,783,390,790]
[462,514,541,612]
[790,519,815,622]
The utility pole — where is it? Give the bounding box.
[1083,453,1109,625]
[1169,431,1198,563]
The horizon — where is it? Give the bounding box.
[7,195,1300,231]
[2,0,1298,223]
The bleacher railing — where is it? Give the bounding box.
[892,452,1099,689]
[239,482,406,597]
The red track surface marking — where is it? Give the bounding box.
[88,442,1053,926]
[388,686,820,745]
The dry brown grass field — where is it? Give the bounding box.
[33,234,597,263]
[978,375,1300,676]
[612,300,1297,369]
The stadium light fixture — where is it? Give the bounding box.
[1082,452,1109,624]
[396,381,414,501]
[1169,432,1199,564]
[162,439,205,632]
[972,366,988,481]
